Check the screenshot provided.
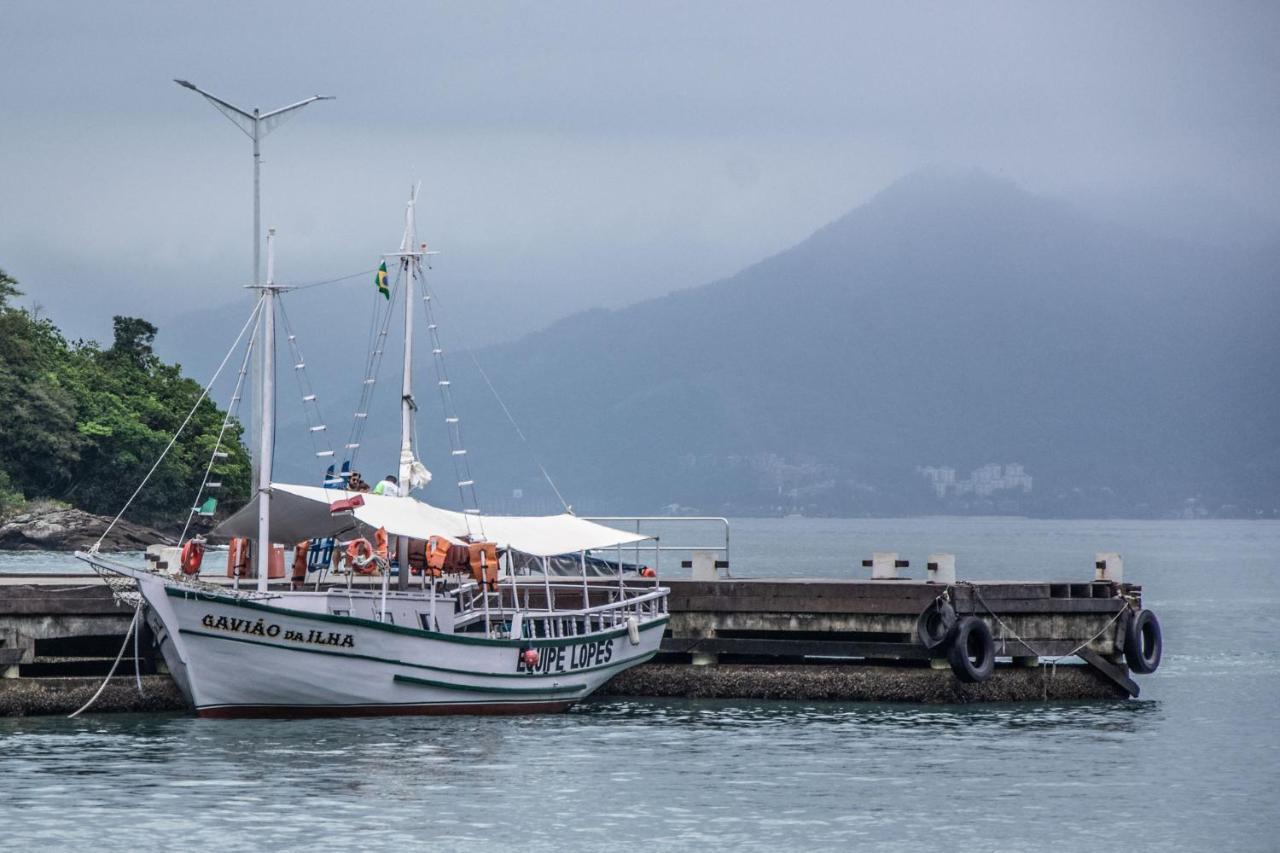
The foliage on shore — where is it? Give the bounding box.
[0,268,251,525]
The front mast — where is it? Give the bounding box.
[255,229,280,593]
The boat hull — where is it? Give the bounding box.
[125,569,666,718]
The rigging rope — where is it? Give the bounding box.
[277,297,337,464]
[92,296,265,553]
[344,269,402,471]
[289,267,379,291]
[417,262,486,541]
[178,317,257,545]
[419,280,572,515]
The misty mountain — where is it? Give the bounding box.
[165,169,1279,518]
[419,168,1277,517]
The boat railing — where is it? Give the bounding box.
[452,581,669,639]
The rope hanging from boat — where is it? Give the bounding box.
[417,261,486,541]
[66,597,144,718]
[91,296,265,554]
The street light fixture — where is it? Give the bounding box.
[174,80,333,483]
[173,79,334,289]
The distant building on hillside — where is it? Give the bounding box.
[917,463,1032,498]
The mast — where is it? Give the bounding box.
[396,188,419,591]
[255,229,279,594]
[172,80,334,486]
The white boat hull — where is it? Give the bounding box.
[122,568,667,718]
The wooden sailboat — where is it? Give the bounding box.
[78,193,669,718]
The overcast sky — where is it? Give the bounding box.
[2,1,1277,355]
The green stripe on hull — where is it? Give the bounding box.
[392,673,586,695]
[177,628,659,679]
[165,585,668,648]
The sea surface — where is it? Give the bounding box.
[1,517,1277,851]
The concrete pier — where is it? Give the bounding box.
[599,662,1128,703]
[0,571,1149,715]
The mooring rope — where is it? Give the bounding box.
[959,580,1134,697]
[67,598,144,719]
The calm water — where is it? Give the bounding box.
[2,518,1278,851]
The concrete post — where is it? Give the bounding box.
[1095,552,1124,583]
[869,552,900,579]
[927,553,956,584]
[691,550,718,581]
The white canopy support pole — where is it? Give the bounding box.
[581,550,590,627]
[428,575,437,631]
[542,556,553,628]
[380,568,389,623]
[507,550,521,627]
[255,230,279,594]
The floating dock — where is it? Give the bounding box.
[0,562,1157,715]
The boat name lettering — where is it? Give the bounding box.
[200,614,354,648]
[516,639,613,674]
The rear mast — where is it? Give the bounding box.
[386,187,431,590]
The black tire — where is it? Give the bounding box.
[948,616,995,683]
[916,600,958,651]
[1123,609,1163,674]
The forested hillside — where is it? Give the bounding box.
[0,269,251,525]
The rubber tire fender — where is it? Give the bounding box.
[948,616,996,683]
[916,600,958,651]
[1123,609,1163,674]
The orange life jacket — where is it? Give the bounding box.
[469,542,499,590]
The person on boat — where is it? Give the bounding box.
[347,471,371,493]
[373,474,399,497]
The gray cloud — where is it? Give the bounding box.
[1,1,1277,351]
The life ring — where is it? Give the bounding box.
[346,538,378,574]
[180,540,204,576]
[1123,609,1162,674]
[948,616,995,683]
[916,599,957,651]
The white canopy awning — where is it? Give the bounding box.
[213,483,649,558]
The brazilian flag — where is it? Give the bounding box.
[375,261,390,300]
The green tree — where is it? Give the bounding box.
[107,315,158,369]
[0,269,251,525]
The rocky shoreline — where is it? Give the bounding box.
[0,506,172,552]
